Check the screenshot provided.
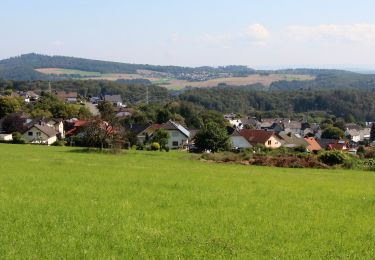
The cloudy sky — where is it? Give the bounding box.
[1,0,375,69]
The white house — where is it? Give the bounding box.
[23,124,57,145]
[0,134,13,141]
[160,120,190,149]
[45,119,65,138]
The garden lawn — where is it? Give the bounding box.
[0,144,374,258]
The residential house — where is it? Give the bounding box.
[26,118,65,138]
[104,95,124,107]
[55,91,78,103]
[160,120,190,149]
[283,120,303,135]
[279,132,308,149]
[240,117,261,129]
[65,120,87,137]
[23,123,57,145]
[239,129,282,148]
[135,123,161,144]
[327,140,349,151]
[230,130,252,149]
[304,137,322,152]
[345,124,371,142]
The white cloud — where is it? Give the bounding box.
[287,23,375,44]
[242,24,270,44]
[196,23,270,47]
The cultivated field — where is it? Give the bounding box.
[35,68,314,90]
[0,144,374,258]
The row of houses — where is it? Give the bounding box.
[225,115,373,144]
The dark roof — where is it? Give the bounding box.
[161,120,190,137]
[239,129,279,145]
[317,138,339,149]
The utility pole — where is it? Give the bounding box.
[48,81,52,93]
[146,85,149,105]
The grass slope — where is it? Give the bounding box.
[0,144,374,258]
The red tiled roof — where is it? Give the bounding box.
[304,137,322,152]
[239,129,276,145]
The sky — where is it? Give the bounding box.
[1,0,375,69]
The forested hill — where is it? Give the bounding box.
[0,53,256,81]
[1,53,375,91]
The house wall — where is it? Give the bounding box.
[23,127,57,145]
[230,136,252,149]
[264,136,282,148]
[0,134,13,141]
[167,130,188,149]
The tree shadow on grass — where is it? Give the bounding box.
[65,147,125,155]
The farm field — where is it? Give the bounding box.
[35,68,314,90]
[0,144,374,258]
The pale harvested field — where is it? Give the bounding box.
[167,74,314,89]
[35,68,314,90]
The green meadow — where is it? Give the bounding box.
[0,144,374,259]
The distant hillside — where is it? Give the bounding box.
[1,53,375,90]
[0,53,256,81]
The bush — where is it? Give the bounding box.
[365,149,375,159]
[164,146,170,152]
[12,132,27,144]
[318,150,348,166]
[52,140,66,146]
[151,142,160,151]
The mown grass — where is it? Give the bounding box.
[0,144,374,258]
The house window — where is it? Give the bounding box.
[172,141,179,147]
[268,140,272,145]
[28,132,33,136]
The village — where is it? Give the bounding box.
[1,90,374,159]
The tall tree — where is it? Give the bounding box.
[97,101,115,122]
[0,97,23,118]
[194,121,230,152]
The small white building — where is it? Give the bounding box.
[0,134,13,141]
[160,120,190,149]
[23,124,57,145]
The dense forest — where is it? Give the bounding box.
[180,87,375,121]
[2,77,375,121]
[0,79,169,104]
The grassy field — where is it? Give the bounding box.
[35,68,314,90]
[0,144,374,258]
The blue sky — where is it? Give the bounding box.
[1,0,375,68]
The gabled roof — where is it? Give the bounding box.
[104,95,122,103]
[27,124,57,138]
[239,129,279,145]
[279,132,308,147]
[304,137,322,151]
[161,120,190,137]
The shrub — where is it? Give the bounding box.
[318,150,348,166]
[52,140,66,146]
[12,132,27,144]
[164,146,170,152]
[151,142,161,151]
[365,149,375,159]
